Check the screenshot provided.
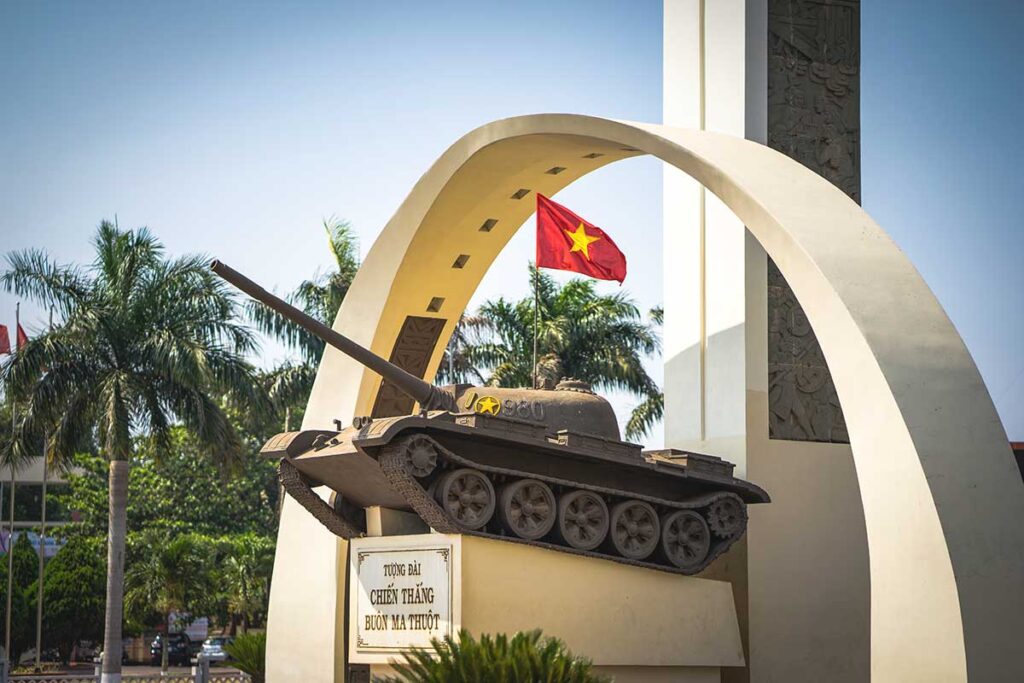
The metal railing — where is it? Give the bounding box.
[5,658,252,683]
[9,675,251,683]
[9,678,250,683]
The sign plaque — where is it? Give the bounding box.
[348,534,461,664]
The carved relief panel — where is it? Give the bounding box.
[767,0,858,442]
[371,316,446,418]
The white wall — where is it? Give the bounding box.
[663,0,749,470]
[663,2,871,680]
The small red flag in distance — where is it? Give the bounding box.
[0,325,10,355]
[536,194,627,284]
[16,323,28,351]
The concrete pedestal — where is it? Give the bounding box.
[366,535,744,681]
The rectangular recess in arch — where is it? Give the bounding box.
[370,316,446,418]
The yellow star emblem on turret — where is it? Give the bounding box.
[564,222,601,260]
[475,396,500,416]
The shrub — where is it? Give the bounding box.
[225,631,266,683]
[379,630,609,683]
[36,536,106,662]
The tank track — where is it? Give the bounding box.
[377,433,746,575]
[278,459,364,539]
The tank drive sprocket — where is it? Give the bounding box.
[707,495,747,538]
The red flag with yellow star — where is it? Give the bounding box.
[536,194,626,283]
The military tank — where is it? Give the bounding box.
[212,260,769,575]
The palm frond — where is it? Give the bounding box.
[454,266,664,438]
[2,222,263,469]
[382,629,608,683]
[626,391,664,440]
[1,248,89,315]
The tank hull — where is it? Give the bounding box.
[265,411,769,575]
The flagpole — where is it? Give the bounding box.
[5,303,19,666]
[536,198,544,389]
[34,306,51,672]
[532,263,539,390]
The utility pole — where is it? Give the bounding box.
[33,306,52,672]
[5,302,19,671]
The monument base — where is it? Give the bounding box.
[355,534,744,681]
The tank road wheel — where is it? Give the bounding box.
[707,495,747,538]
[498,479,556,540]
[401,435,439,478]
[608,500,660,560]
[660,510,711,571]
[433,468,495,530]
[556,490,609,551]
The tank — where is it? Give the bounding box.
[212,260,770,575]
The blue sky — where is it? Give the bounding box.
[1,1,1021,442]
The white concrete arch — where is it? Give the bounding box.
[270,114,1024,681]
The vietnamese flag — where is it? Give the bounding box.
[536,194,627,284]
[16,323,28,351]
[0,325,9,355]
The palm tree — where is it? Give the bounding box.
[381,629,609,683]
[453,266,662,440]
[221,534,274,633]
[1,222,262,682]
[125,532,213,673]
[248,217,360,427]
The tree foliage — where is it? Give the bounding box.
[247,217,361,425]
[220,534,274,633]
[35,536,106,663]
[9,532,37,589]
[1,222,265,467]
[125,531,215,671]
[444,266,663,439]
[54,430,279,540]
[381,630,609,683]
[1,221,267,675]
[125,531,214,622]
[0,534,37,664]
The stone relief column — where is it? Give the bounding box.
[766,0,859,442]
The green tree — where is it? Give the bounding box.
[248,218,361,428]
[381,630,609,683]
[125,532,214,673]
[1,222,264,679]
[220,533,274,633]
[9,532,37,589]
[0,534,37,665]
[54,433,279,540]
[450,266,662,439]
[32,536,105,663]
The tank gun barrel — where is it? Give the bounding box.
[211,259,452,411]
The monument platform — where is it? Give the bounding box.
[351,533,744,682]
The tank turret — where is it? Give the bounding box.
[213,260,769,575]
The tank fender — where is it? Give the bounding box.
[261,430,340,459]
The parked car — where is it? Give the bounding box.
[96,648,130,665]
[201,636,234,663]
[150,633,193,666]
